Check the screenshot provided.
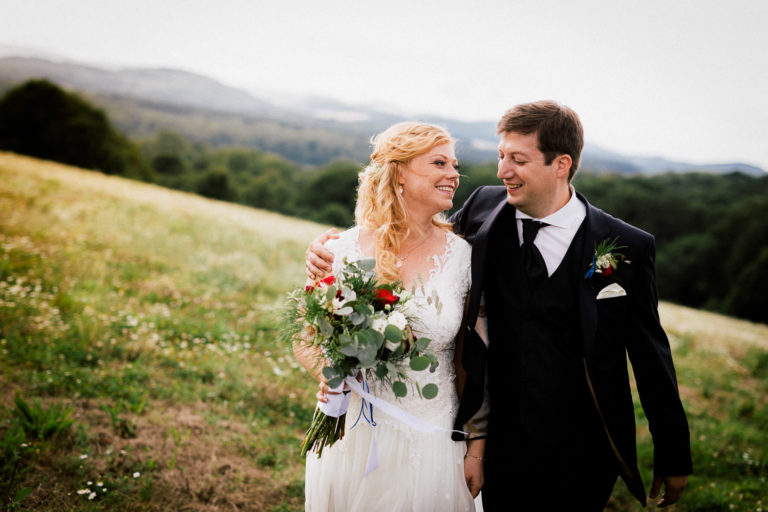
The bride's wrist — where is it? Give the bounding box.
[464,454,485,462]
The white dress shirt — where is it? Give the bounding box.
[515,188,587,277]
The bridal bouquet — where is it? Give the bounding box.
[281,257,439,457]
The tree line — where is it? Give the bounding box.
[1,79,766,324]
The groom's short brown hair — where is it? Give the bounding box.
[497,100,584,181]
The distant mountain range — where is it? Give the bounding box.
[0,55,763,175]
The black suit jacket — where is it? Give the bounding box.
[450,186,692,505]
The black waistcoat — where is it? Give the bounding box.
[483,204,608,469]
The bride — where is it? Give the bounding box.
[294,122,483,511]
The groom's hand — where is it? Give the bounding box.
[306,228,339,279]
[650,475,688,507]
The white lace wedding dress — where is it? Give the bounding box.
[304,226,476,512]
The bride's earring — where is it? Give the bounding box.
[398,185,404,195]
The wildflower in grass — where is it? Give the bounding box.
[88,492,96,500]
[133,471,140,478]
[79,454,88,460]
[77,489,90,495]
[96,481,103,487]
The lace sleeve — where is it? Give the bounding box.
[447,232,472,299]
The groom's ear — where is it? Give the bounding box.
[553,154,572,179]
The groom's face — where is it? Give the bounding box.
[497,131,562,218]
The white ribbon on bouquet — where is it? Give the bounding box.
[316,375,468,475]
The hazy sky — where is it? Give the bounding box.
[2,0,767,170]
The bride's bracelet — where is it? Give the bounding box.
[464,454,485,462]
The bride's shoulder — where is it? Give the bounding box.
[324,226,361,255]
[445,229,471,254]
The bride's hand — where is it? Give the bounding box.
[316,379,344,403]
[464,455,484,498]
[306,228,339,279]
[316,372,361,402]
[464,438,485,498]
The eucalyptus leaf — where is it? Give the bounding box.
[358,348,378,368]
[422,383,438,399]
[357,258,376,272]
[325,286,337,302]
[375,363,388,378]
[322,366,337,380]
[409,356,430,371]
[339,343,360,357]
[392,381,407,398]
[369,329,385,349]
[384,325,403,343]
[317,317,333,336]
[349,312,366,325]
[415,337,431,351]
[336,306,353,316]
[327,377,343,389]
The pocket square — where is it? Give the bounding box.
[596,283,627,300]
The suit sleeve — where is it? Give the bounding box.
[449,185,485,237]
[625,235,693,476]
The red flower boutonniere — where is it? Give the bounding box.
[585,237,630,278]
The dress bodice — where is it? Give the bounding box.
[325,226,472,433]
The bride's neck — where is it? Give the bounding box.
[405,217,436,244]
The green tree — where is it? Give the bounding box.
[0,79,151,180]
[298,160,360,224]
[196,168,236,201]
[243,171,294,213]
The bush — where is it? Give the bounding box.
[196,168,236,201]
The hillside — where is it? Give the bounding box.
[1,56,764,174]
[1,152,766,511]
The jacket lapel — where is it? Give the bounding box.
[577,192,609,356]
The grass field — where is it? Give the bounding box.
[1,152,766,511]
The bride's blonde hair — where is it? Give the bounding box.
[355,121,454,283]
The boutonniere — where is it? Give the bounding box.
[585,237,629,278]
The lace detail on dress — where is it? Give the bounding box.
[324,227,472,439]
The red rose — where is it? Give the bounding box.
[320,275,336,286]
[305,284,314,292]
[375,288,399,306]
[602,265,613,276]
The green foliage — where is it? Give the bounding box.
[0,80,152,180]
[13,395,74,442]
[297,160,360,225]
[195,168,236,201]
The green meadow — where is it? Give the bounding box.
[1,152,766,511]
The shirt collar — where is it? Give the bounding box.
[515,187,586,229]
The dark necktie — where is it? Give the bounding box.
[521,219,549,283]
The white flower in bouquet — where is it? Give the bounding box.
[332,287,356,315]
[387,311,408,330]
[371,312,388,334]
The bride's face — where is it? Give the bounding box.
[398,143,460,217]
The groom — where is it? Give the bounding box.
[452,100,692,510]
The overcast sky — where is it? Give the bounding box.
[1,0,767,170]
